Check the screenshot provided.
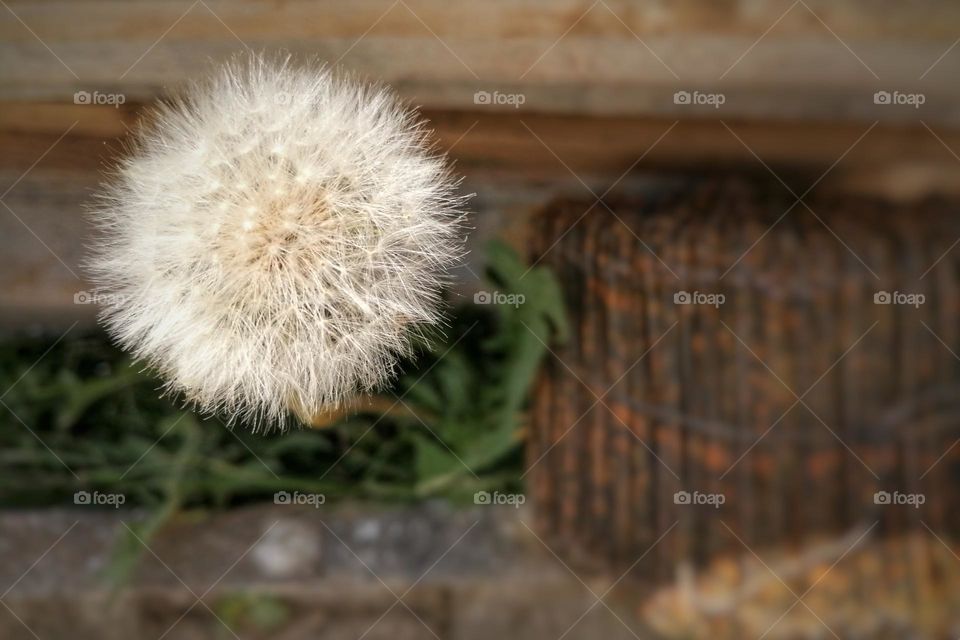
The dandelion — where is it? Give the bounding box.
[88,55,467,430]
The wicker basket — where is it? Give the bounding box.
[528,177,960,586]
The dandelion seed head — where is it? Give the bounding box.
[88,54,467,430]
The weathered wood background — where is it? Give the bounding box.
[2,0,960,326]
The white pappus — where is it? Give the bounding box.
[88,54,468,430]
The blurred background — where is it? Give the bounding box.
[3,1,960,638]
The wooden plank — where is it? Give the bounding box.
[2,1,960,124]
[4,100,960,324]
[4,102,960,190]
[6,0,960,42]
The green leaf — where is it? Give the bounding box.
[412,434,462,484]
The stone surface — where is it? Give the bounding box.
[0,503,653,640]
[2,503,956,638]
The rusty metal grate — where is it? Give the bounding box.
[527,177,960,580]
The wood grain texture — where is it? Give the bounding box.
[3,1,960,323]
[2,1,960,124]
[4,99,960,325]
